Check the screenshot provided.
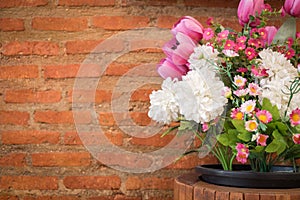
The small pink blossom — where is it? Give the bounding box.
[248,38,260,48]
[245,47,257,60]
[222,86,232,98]
[256,110,272,124]
[203,28,214,40]
[285,49,295,59]
[234,75,247,88]
[248,83,261,96]
[293,134,300,144]
[235,143,249,164]
[290,108,300,126]
[217,30,229,41]
[251,66,268,77]
[233,88,249,97]
[237,36,247,44]
[201,122,209,132]
[224,40,236,50]
[231,108,244,120]
[237,67,248,73]
[258,28,267,40]
[257,133,269,146]
[245,120,258,132]
[235,42,246,51]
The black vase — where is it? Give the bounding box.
[195,164,300,189]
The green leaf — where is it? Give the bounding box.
[161,125,179,137]
[275,122,288,135]
[265,130,287,155]
[261,98,280,121]
[178,120,195,131]
[231,119,246,131]
[217,129,239,147]
[237,131,252,142]
[273,17,296,44]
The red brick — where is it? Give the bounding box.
[122,0,177,6]
[130,134,174,147]
[65,40,102,54]
[32,17,88,31]
[0,111,29,125]
[43,64,102,79]
[126,176,173,190]
[69,89,112,103]
[0,18,24,31]
[31,152,91,167]
[92,16,149,30]
[63,176,121,189]
[1,130,60,144]
[156,16,179,29]
[0,153,26,167]
[34,110,91,124]
[0,0,48,8]
[105,63,137,76]
[95,152,152,168]
[0,65,39,79]
[2,130,60,144]
[58,0,115,6]
[183,0,239,7]
[23,196,80,200]
[64,131,123,146]
[2,41,59,56]
[166,154,217,169]
[131,88,153,102]
[5,89,61,103]
[0,196,18,200]
[130,112,151,126]
[98,112,115,126]
[0,176,58,190]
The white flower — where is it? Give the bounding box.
[174,68,227,123]
[261,77,300,116]
[188,44,219,71]
[258,49,298,84]
[222,49,239,57]
[148,78,179,124]
[240,100,256,114]
[257,49,300,115]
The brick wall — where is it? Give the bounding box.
[0,0,298,199]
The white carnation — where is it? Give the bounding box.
[174,68,227,123]
[258,49,298,84]
[258,49,300,115]
[148,78,179,124]
[188,44,219,71]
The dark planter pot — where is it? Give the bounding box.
[195,164,300,189]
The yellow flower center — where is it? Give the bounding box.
[258,114,267,123]
[249,121,257,130]
[246,105,253,112]
[292,113,300,122]
[236,112,243,120]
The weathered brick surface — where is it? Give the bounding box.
[0,1,293,199]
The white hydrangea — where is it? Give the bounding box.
[148,78,179,124]
[188,44,219,71]
[258,49,300,115]
[174,68,227,123]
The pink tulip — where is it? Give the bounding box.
[171,16,204,41]
[283,0,300,17]
[157,58,189,80]
[163,32,197,66]
[237,0,265,26]
[265,26,278,45]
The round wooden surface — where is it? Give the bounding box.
[174,172,300,200]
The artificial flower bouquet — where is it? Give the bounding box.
[148,0,300,172]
